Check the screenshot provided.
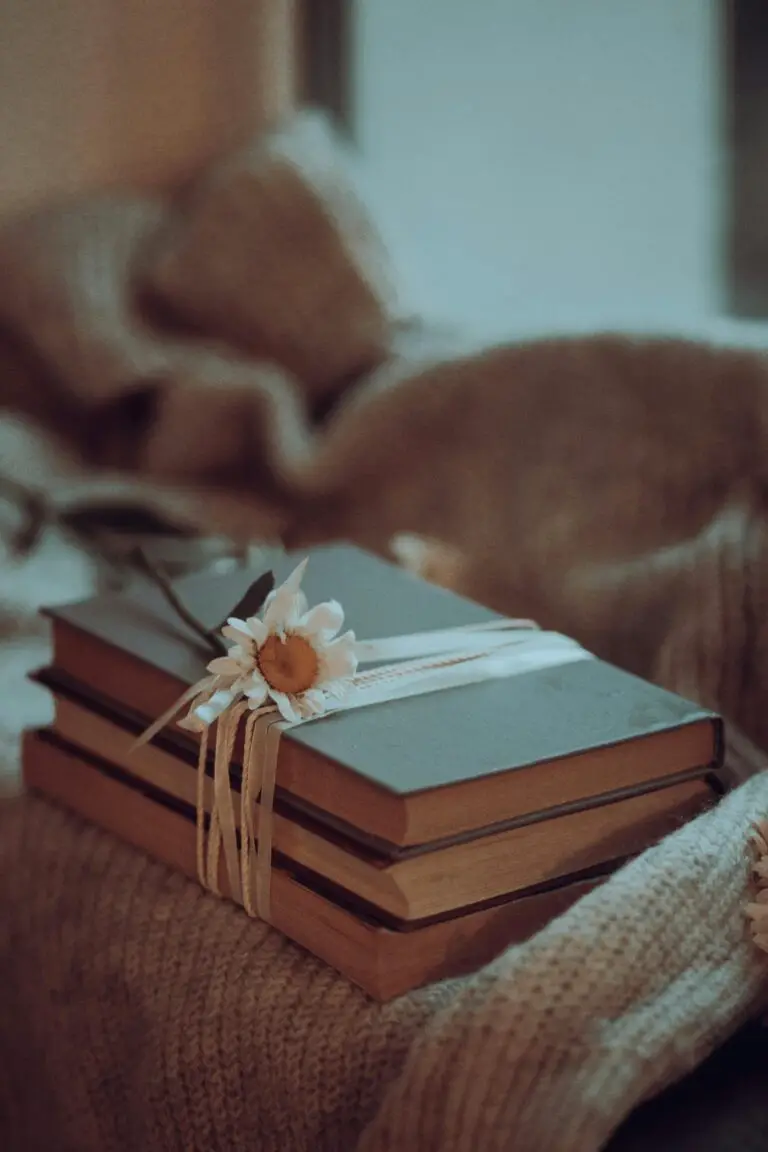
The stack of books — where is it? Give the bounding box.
[24,545,725,1000]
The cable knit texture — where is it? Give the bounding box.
[359,771,768,1151]
[1,772,767,1152]
[0,795,449,1152]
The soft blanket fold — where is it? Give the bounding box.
[1,768,766,1152]
[358,771,768,1151]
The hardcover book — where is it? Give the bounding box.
[36,677,718,923]
[43,545,723,849]
[23,730,715,1001]
[24,544,726,997]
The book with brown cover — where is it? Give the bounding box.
[22,730,717,1000]
[44,545,723,849]
[39,679,723,923]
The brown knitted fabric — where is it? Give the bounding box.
[0,194,170,407]
[0,794,448,1152]
[0,110,412,494]
[1,772,767,1152]
[145,109,402,400]
[0,190,313,522]
[358,770,768,1152]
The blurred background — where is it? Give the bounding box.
[358,0,724,341]
[353,0,768,346]
[3,1,767,346]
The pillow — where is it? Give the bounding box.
[143,110,403,401]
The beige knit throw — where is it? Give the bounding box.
[357,769,768,1152]
[748,821,768,953]
[2,768,768,1150]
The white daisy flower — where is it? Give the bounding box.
[191,558,358,726]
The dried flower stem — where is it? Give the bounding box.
[131,546,226,657]
[0,472,271,661]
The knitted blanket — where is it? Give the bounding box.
[0,442,764,1148]
[1,769,766,1152]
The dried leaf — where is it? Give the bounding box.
[219,570,275,629]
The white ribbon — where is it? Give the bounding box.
[135,619,593,921]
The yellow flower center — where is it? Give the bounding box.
[257,632,319,695]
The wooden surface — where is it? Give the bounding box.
[0,0,297,215]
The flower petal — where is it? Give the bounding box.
[298,600,344,640]
[321,680,352,705]
[319,631,358,682]
[246,696,271,713]
[263,589,289,631]
[243,616,268,646]
[224,617,253,639]
[282,558,309,595]
[269,690,303,724]
[211,643,254,672]
[296,689,329,719]
[263,560,310,632]
[207,655,247,677]
[241,671,268,704]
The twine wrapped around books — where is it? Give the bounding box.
[134,560,597,924]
